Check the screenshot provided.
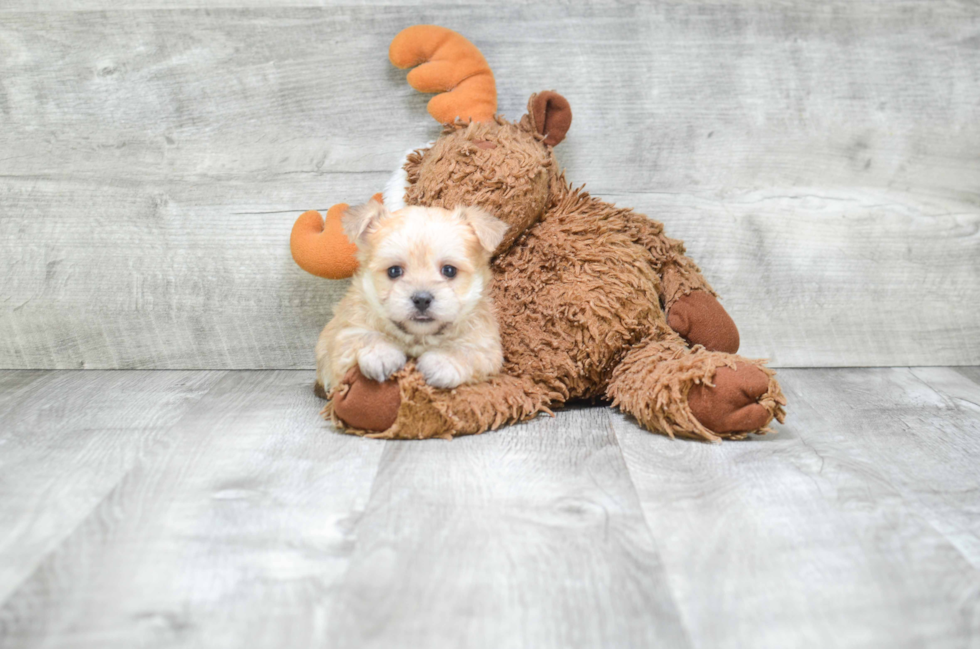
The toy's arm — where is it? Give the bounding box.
[658,235,715,309]
[328,366,562,438]
[659,237,740,354]
[625,212,740,354]
[289,193,383,279]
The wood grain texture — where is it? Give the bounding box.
[0,176,355,369]
[324,405,691,649]
[0,367,979,647]
[607,190,980,366]
[613,366,980,649]
[0,370,385,648]
[955,365,980,386]
[0,370,224,604]
[1,3,978,369]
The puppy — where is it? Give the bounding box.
[315,200,508,393]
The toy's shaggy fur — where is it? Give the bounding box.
[323,98,786,441]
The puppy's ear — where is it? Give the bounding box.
[342,200,389,243]
[455,206,509,254]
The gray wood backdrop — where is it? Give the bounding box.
[1,1,978,370]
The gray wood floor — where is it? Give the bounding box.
[1,367,978,648]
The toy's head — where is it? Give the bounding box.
[291,25,571,278]
[400,93,569,253]
[389,25,571,254]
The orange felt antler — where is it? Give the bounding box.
[290,204,358,279]
[389,25,497,123]
[289,193,383,279]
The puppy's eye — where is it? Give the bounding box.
[441,265,458,279]
[387,266,403,280]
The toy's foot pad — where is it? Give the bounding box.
[688,363,771,434]
[332,367,401,432]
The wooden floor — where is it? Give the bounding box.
[0,367,977,648]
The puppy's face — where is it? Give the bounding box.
[343,202,508,336]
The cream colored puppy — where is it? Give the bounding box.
[316,200,508,392]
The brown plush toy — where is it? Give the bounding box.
[290,25,786,442]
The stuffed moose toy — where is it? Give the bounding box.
[290,25,787,441]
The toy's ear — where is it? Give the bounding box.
[454,206,509,254]
[343,199,390,243]
[528,91,572,147]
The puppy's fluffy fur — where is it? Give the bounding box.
[316,201,508,392]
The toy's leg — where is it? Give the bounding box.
[606,325,786,442]
[324,366,563,439]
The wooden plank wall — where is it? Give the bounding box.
[1,2,978,369]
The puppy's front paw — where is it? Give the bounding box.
[417,351,465,389]
[357,344,406,383]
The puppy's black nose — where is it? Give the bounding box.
[411,291,434,312]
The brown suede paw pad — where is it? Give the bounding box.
[331,367,401,432]
[688,363,772,434]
